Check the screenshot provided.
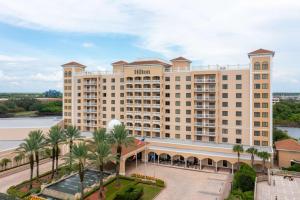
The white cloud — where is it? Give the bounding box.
[0,54,37,62]
[82,42,94,48]
[29,71,62,82]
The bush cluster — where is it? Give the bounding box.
[114,184,144,200]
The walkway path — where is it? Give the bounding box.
[127,163,232,200]
[0,159,63,193]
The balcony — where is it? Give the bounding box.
[195,105,215,109]
[84,116,97,121]
[84,103,97,106]
[194,122,215,127]
[84,123,97,127]
[194,114,215,118]
[152,96,160,99]
[152,112,160,116]
[84,81,97,85]
[84,95,97,99]
[134,127,142,131]
[194,88,216,92]
[84,109,97,113]
[195,96,216,101]
[152,128,160,132]
[194,79,216,83]
[195,131,216,135]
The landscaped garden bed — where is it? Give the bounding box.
[84,175,164,200]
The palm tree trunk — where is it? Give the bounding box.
[237,152,240,170]
[69,140,73,169]
[263,160,266,174]
[115,145,122,187]
[55,145,59,175]
[251,154,254,167]
[29,154,34,189]
[51,147,55,179]
[35,152,40,181]
[79,163,84,200]
[99,163,104,200]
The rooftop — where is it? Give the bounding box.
[126,59,171,67]
[62,61,86,68]
[248,48,275,57]
[275,139,300,152]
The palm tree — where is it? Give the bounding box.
[90,129,115,200]
[1,158,11,170]
[109,124,134,186]
[233,144,244,170]
[257,151,271,174]
[29,130,45,181]
[72,142,89,200]
[65,125,81,169]
[14,154,24,166]
[46,125,65,178]
[17,137,35,189]
[246,147,258,167]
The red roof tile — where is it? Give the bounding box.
[248,49,275,57]
[112,60,128,65]
[111,138,146,157]
[127,60,171,67]
[62,61,86,67]
[170,56,191,62]
[275,139,300,152]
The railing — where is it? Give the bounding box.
[195,105,216,109]
[84,109,97,113]
[194,88,216,92]
[194,122,215,127]
[84,81,97,85]
[84,96,97,99]
[195,131,216,135]
[194,114,215,118]
[195,96,216,101]
[152,128,160,132]
[194,79,216,83]
[84,103,97,106]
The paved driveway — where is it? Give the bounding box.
[126,163,232,200]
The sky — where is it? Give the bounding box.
[0,0,299,92]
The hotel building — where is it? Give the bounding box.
[62,49,274,174]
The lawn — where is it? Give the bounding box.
[85,178,163,200]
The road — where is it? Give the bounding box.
[0,159,63,193]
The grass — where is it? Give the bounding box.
[105,179,133,200]
[138,183,162,200]
[13,111,38,117]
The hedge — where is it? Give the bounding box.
[114,184,143,200]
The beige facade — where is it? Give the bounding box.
[62,49,274,172]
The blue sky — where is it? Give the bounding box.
[0,0,299,92]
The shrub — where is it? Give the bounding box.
[233,164,256,192]
[114,184,144,200]
[155,179,165,187]
[226,189,254,200]
[283,163,300,172]
[7,186,30,198]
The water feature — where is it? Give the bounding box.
[277,127,300,139]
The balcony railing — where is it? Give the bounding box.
[195,96,216,101]
[195,131,216,135]
[195,105,216,109]
[84,109,97,113]
[194,79,216,83]
[194,114,215,118]
[84,81,97,85]
[84,96,97,99]
[152,128,160,132]
[84,103,97,106]
[194,88,216,92]
[194,122,216,127]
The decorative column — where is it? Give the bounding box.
[158,155,160,165]
[135,153,138,170]
[199,159,202,170]
[171,156,173,165]
[231,164,234,174]
[185,159,187,168]
[215,162,218,172]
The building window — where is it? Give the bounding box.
[236,129,242,135]
[175,117,180,122]
[254,131,260,136]
[254,103,260,108]
[262,62,268,70]
[254,121,260,127]
[222,120,228,125]
[262,131,268,137]
[222,137,228,143]
[236,111,242,117]
[262,122,268,127]
[236,120,242,126]
[186,93,191,98]
[254,112,260,117]
[186,76,191,81]
[254,84,260,89]
[222,84,228,89]
[222,129,228,134]
[175,101,180,106]
[186,110,191,115]
[165,85,170,89]
[236,102,242,107]
[222,111,228,116]
[165,77,170,81]
[262,74,268,79]
[165,133,170,138]
[262,141,268,146]
[254,74,260,80]
[175,109,180,114]
[262,83,268,89]
[236,75,242,80]
[222,93,228,98]
[236,93,242,98]
[175,134,180,139]
[254,140,260,146]
[186,101,191,106]
[186,135,191,140]
[254,62,260,70]
[262,112,268,118]
[186,118,191,123]
[262,93,268,98]
[262,103,268,108]
[236,84,242,89]
[222,102,228,107]
[175,126,180,130]
[236,138,242,144]
[175,85,180,90]
[186,85,191,90]
[176,93,180,98]
[222,75,228,80]
[175,76,180,81]
[254,93,260,98]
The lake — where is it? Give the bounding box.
[277,126,300,139]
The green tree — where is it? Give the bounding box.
[109,124,134,186]
[72,142,89,200]
[233,164,256,193]
[0,158,11,170]
[14,154,24,166]
[273,128,292,142]
[17,137,35,189]
[46,125,65,178]
[89,129,115,200]
[65,125,81,169]
[29,130,45,180]
[257,151,271,174]
[246,147,257,167]
[233,145,244,170]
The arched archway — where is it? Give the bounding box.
[253,163,264,173]
[233,161,248,172]
[148,152,158,163]
[187,156,199,169]
[172,155,185,167]
[159,153,171,165]
[217,160,233,174]
[201,158,216,172]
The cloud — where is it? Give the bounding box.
[29,71,62,82]
[0,54,37,62]
[82,42,95,48]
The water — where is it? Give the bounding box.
[277,127,300,139]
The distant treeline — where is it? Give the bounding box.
[273,100,300,127]
[0,89,62,99]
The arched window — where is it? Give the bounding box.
[262,62,268,70]
[254,62,260,70]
